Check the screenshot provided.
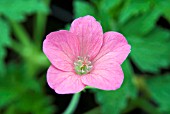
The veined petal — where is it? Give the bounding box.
[81,52,124,90]
[47,65,85,94]
[70,15,103,60]
[94,32,131,64]
[43,30,80,71]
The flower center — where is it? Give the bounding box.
[74,56,93,75]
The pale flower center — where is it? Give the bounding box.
[74,56,93,75]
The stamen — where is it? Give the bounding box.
[74,56,93,75]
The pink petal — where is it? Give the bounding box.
[81,52,124,90]
[47,65,85,94]
[94,32,131,64]
[43,30,80,71]
[70,15,103,60]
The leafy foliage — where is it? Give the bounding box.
[129,27,170,72]
[121,9,161,36]
[99,0,122,12]
[0,0,52,113]
[0,63,55,114]
[0,0,48,22]
[154,0,170,22]
[0,0,49,75]
[0,18,11,75]
[119,0,151,24]
[73,0,96,18]
[146,74,170,112]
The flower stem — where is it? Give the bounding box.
[33,0,51,48]
[9,20,31,46]
[63,92,81,114]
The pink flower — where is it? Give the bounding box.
[43,15,131,94]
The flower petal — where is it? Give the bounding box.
[47,65,85,94]
[70,15,103,60]
[81,52,124,90]
[94,32,131,64]
[43,30,80,71]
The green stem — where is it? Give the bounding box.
[9,21,31,45]
[63,92,81,114]
[33,0,51,48]
[134,76,151,100]
[10,40,23,54]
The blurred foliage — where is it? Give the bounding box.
[0,18,10,75]
[0,0,49,75]
[0,0,52,114]
[0,0,170,114]
[0,0,48,22]
[146,74,170,113]
[0,63,55,114]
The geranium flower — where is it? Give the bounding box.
[43,15,131,94]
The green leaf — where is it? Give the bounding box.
[122,60,137,98]
[99,0,122,12]
[0,18,11,75]
[0,18,11,46]
[3,91,55,114]
[10,92,55,114]
[95,60,137,114]
[98,11,116,32]
[146,74,170,112]
[154,0,170,22]
[121,8,161,36]
[65,24,71,30]
[119,0,150,24]
[129,27,170,73]
[73,0,96,18]
[0,0,49,22]
[96,90,127,114]
[97,0,123,23]
[0,48,6,76]
[90,0,102,7]
[0,63,34,108]
[0,86,19,108]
